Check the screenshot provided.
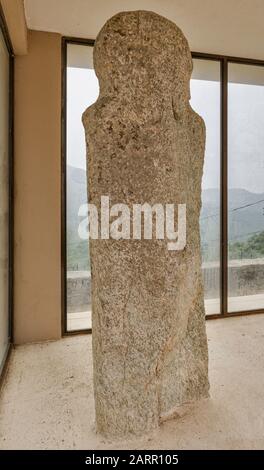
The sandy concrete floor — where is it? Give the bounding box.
[0,315,264,450]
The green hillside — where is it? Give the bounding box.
[67,165,264,269]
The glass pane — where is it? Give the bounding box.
[191,59,221,315]
[0,29,10,370]
[66,44,99,331]
[228,63,264,312]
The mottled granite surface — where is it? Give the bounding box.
[83,10,209,437]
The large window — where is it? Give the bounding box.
[63,41,264,331]
[191,56,264,317]
[0,14,13,373]
[65,42,98,332]
[190,59,221,315]
[228,63,264,312]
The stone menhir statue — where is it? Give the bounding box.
[83,10,209,437]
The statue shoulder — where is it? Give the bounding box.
[82,101,98,128]
[82,96,116,130]
[188,105,206,142]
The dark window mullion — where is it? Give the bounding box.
[220,58,228,315]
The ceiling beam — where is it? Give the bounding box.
[1,0,28,55]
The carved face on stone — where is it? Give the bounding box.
[94,10,193,109]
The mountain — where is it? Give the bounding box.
[66,165,264,268]
[201,188,264,261]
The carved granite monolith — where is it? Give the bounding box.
[83,10,209,438]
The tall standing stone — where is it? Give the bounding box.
[83,10,209,437]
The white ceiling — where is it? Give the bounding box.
[24,0,264,60]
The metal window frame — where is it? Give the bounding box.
[62,38,264,334]
[0,5,14,380]
[61,38,94,336]
[193,52,264,320]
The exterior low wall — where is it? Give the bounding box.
[67,271,91,312]
[203,258,264,299]
[67,258,264,312]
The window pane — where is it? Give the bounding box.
[228,63,264,312]
[66,44,99,331]
[0,29,10,370]
[191,59,221,315]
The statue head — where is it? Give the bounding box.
[93,10,192,110]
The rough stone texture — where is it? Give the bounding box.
[83,10,209,437]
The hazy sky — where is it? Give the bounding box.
[67,66,264,194]
[67,67,99,170]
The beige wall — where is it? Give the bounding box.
[14,30,61,344]
[1,0,28,54]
